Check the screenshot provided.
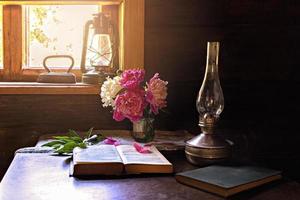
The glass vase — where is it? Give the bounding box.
[131,118,155,143]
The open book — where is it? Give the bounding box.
[70,144,173,176]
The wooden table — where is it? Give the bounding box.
[1,150,300,200]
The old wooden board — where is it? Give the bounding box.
[1,151,300,200]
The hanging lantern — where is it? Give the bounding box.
[81,12,118,84]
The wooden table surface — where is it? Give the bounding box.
[1,150,300,200]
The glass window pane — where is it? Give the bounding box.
[24,5,100,68]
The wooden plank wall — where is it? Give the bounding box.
[144,0,300,181]
[1,0,300,179]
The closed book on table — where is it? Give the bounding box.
[175,165,282,197]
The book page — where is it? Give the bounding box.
[73,145,123,164]
[116,145,171,165]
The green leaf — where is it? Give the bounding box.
[85,127,94,139]
[55,141,78,154]
[42,140,65,147]
[42,128,99,155]
[53,136,70,140]
[95,134,105,144]
[52,136,74,144]
[78,142,87,149]
[68,129,80,137]
[54,145,65,153]
[52,143,63,149]
[70,136,83,143]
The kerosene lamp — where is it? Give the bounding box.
[185,42,232,165]
[80,12,118,84]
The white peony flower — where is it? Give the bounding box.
[100,76,123,107]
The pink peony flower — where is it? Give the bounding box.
[146,73,168,114]
[113,89,146,122]
[120,69,145,89]
[113,111,125,122]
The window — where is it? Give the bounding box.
[24,5,100,69]
[0,0,144,94]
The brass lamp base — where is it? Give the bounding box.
[185,133,232,166]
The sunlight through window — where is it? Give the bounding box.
[24,5,100,68]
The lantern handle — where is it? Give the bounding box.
[80,20,93,73]
[43,55,75,73]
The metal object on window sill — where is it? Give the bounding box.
[37,55,76,83]
[81,66,116,85]
[80,13,118,85]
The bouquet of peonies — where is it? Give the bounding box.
[100,69,168,123]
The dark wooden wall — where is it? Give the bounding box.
[145,0,300,180]
[1,0,300,180]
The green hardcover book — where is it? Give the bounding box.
[175,165,282,197]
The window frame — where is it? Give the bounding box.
[0,0,145,94]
